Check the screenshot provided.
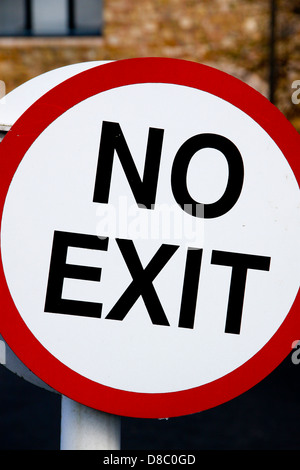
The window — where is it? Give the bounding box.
[0,0,26,35]
[0,0,103,36]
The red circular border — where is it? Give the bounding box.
[0,58,299,418]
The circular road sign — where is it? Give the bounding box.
[0,58,299,418]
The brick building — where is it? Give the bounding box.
[0,0,299,129]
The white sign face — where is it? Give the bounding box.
[0,59,299,418]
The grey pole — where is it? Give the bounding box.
[60,396,121,450]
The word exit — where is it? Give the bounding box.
[44,230,271,335]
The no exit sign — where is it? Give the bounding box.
[0,58,299,418]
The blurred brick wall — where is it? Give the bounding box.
[0,0,299,130]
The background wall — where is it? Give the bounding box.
[0,0,300,129]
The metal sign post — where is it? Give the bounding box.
[60,396,121,450]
